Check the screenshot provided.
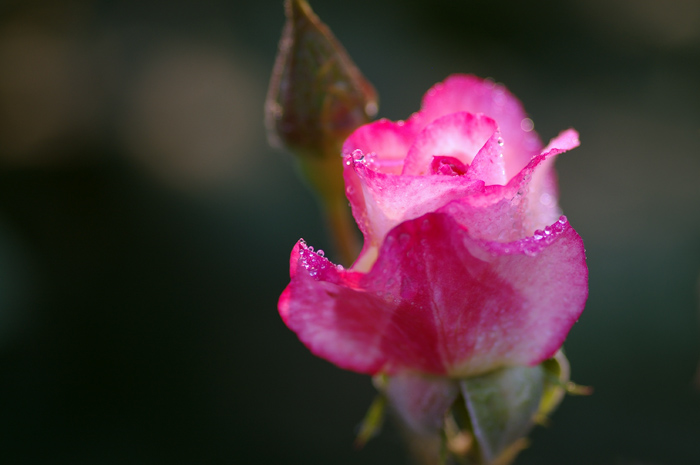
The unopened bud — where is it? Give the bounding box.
[266,0,378,159]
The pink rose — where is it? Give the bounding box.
[278,74,587,430]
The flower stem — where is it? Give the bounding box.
[297,152,360,267]
[322,192,360,267]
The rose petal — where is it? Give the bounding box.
[543,128,580,153]
[523,129,580,231]
[402,112,498,176]
[466,129,508,186]
[439,140,579,243]
[430,156,470,176]
[279,212,588,377]
[344,158,484,270]
[419,75,543,177]
[279,241,385,373]
[342,118,421,175]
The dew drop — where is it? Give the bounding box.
[497,137,504,147]
[317,249,325,257]
[558,215,568,224]
[544,226,553,235]
[533,230,544,240]
[352,149,365,162]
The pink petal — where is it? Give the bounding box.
[419,75,543,177]
[343,157,484,269]
[402,112,498,176]
[279,212,588,377]
[342,118,421,175]
[524,129,580,229]
[543,128,580,153]
[466,129,508,186]
[439,139,580,243]
[430,156,470,176]
[279,241,385,373]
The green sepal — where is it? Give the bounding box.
[538,351,570,422]
[355,393,387,449]
[459,365,545,465]
[538,351,592,424]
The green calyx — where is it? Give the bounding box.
[359,353,589,465]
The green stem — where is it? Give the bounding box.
[296,149,360,267]
[321,192,360,267]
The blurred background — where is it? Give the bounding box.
[0,0,699,464]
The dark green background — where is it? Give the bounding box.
[0,1,699,464]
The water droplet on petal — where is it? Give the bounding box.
[317,249,324,257]
[497,137,504,146]
[559,215,568,224]
[544,226,552,235]
[352,149,365,162]
[533,230,544,240]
